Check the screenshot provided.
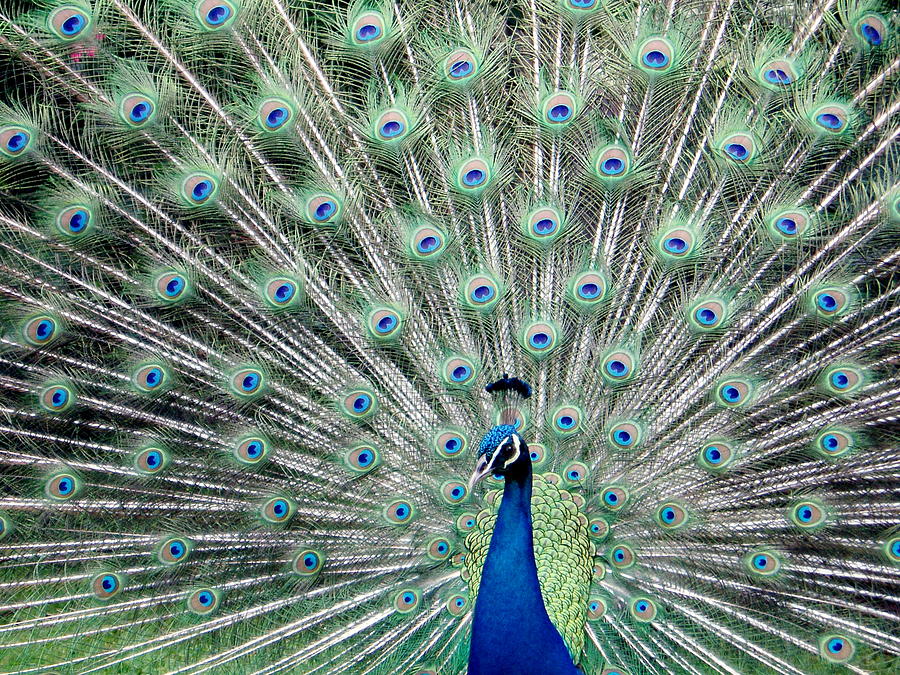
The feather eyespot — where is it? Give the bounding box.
[292,549,324,576]
[601,350,635,383]
[410,225,447,260]
[525,206,563,244]
[351,12,387,46]
[814,429,854,458]
[234,436,269,465]
[49,6,92,40]
[522,321,558,357]
[455,158,491,191]
[759,59,799,88]
[445,593,468,616]
[655,503,687,529]
[456,512,477,532]
[822,365,863,395]
[570,271,608,306]
[427,537,452,561]
[22,315,59,346]
[820,635,855,663]
[119,94,156,127]
[884,537,900,564]
[345,444,380,472]
[195,1,238,30]
[441,480,468,505]
[394,589,420,613]
[552,406,582,435]
[435,431,467,459]
[154,271,190,304]
[0,514,11,540]
[655,226,697,261]
[630,597,658,622]
[586,597,607,620]
[746,549,781,576]
[689,299,727,330]
[0,126,34,158]
[601,486,628,511]
[442,356,477,388]
[261,277,300,309]
[229,367,265,399]
[158,537,192,565]
[341,388,378,419]
[373,109,410,143]
[444,49,479,82]
[638,38,674,73]
[714,377,754,408]
[132,363,169,393]
[55,205,93,237]
[304,193,342,225]
[563,462,588,485]
[463,274,500,311]
[366,307,402,340]
[180,172,218,206]
[767,209,811,240]
[789,500,826,529]
[698,440,735,471]
[135,446,169,474]
[383,499,415,525]
[608,421,641,450]
[262,497,296,524]
[812,104,848,134]
[718,133,756,163]
[258,98,294,132]
[541,92,577,126]
[40,384,75,413]
[855,14,886,47]
[594,145,631,179]
[45,473,80,500]
[610,543,635,568]
[588,517,610,541]
[811,287,850,317]
[565,0,598,11]
[528,443,548,468]
[188,588,220,615]
[92,573,124,600]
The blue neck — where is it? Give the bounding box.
[469,466,579,674]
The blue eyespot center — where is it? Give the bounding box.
[472,284,494,302]
[52,388,68,407]
[662,508,675,522]
[376,315,397,332]
[353,395,370,411]
[418,235,440,253]
[817,293,837,310]
[534,218,557,234]
[394,504,409,518]
[464,169,485,186]
[822,434,839,450]
[7,132,28,152]
[266,108,288,128]
[831,371,849,388]
[304,553,317,568]
[569,0,596,7]
[170,542,184,557]
[816,113,842,130]
[606,492,618,504]
[36,319,54,339]
[246,441,262,458]
[130,102,151,122]
[530,332,550,348]
[664,237,687,253]
[601,158,624,175]
[165,277,185,296]
[357,24,381,41]
[697,308,718,325]
[314,201,336,221]
[101,575,116,590]
[68,210,88,232]
[861,23,882,45]
[146,451,161,467]
[764,68,792,85]
[725,143,748,160]
[380,120,404,138]
[444,438,460,453]
[192,180,212,201]
[206,5,231,26]
[145,368,162,387]
[776,217,797,235]
[606,360,627,376]
[274,283,294,302]
[450,60,473,78]
[451,365,471,381]
[558,415,574,429]
[58,478,73,493]
[722,386,741,402]
[799,507,813,521]
[548,104,571,122]
[62,14,87,35]
[705,446,722,463]
[643,50,669,68]
[242,373,260,391]
[579,282,600,298]
[614,430,632,446]
[754,555,768,568]
[614,548,624,560]
[199,591,213,605]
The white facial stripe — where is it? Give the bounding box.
[502,435,521,469]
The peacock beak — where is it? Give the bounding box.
[468,453,498,492]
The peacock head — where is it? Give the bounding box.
[469,424,530,488]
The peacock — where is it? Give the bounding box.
[0,0,898,672]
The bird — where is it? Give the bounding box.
[0,0,898,672]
